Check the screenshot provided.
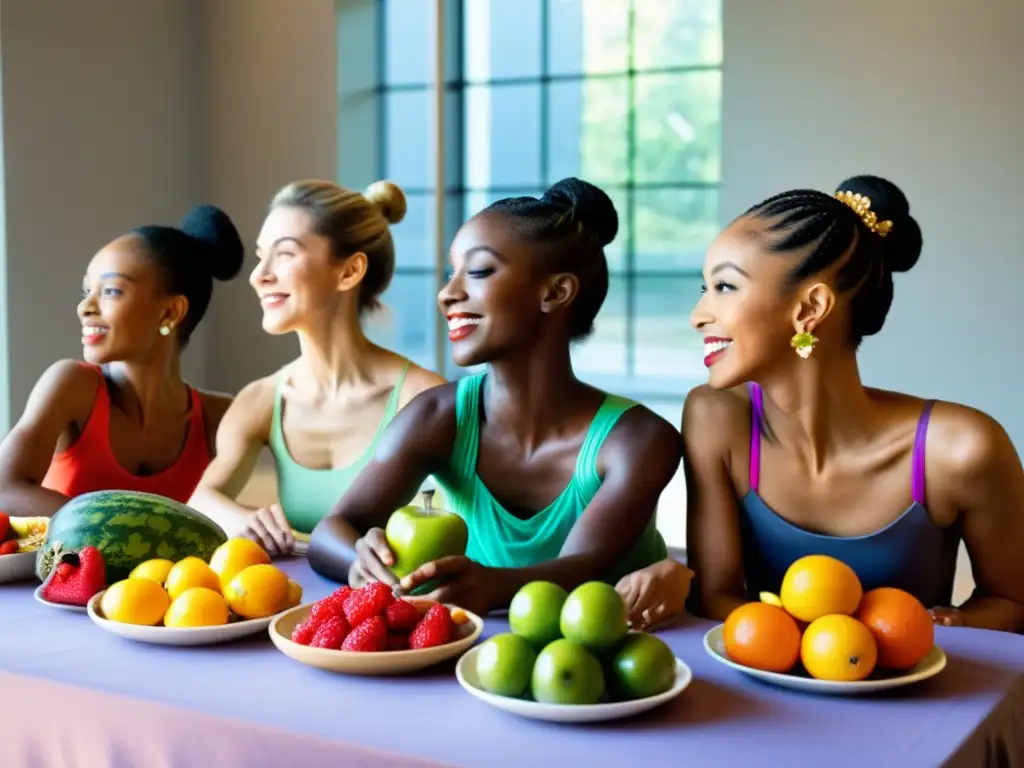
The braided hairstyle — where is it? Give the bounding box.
[744,175,923,346]
[482,177,618,340]
[133,205,245,346]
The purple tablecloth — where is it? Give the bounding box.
[1,558,1022,768]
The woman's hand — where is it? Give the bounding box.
[348,528,400,589]
[615,558,694,630]
[398,555,491,616]
[929,606,965,627]
[238,504,294,557]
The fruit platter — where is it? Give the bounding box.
[456,580,692,723]
[0,513,48,583]
[85,538,304,645]
[270,581,484,675]
[705,554,946,695]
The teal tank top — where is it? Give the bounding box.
[270,363,410,534]
[434,374,667,584]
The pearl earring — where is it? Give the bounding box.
[159,325,171,337]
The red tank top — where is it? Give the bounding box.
[42,366,213,503]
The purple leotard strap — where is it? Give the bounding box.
[911,400,936,506]
[748,383,764,493]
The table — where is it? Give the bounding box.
[2,558,1022,768]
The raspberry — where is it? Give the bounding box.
[308,592,347,624]
[290,617,320,645]
[341,616,388,652]
[387,632,409,651]
[385,599,423,632]
[310,615,350,649]
[408,603,454,650]
[343,582,395,627]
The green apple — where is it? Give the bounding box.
[509,581,568,648]
[531,639,605,705]
[476,632,537,697]
[607,632,677,701]
[385,490,469,592]
[559,581,628,652]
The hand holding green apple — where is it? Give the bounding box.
[385,490,469,590]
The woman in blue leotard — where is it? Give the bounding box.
[618,174,1024,634]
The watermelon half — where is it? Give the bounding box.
[35,490,229,583]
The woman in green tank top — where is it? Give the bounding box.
[309,178,689,626]
[188,180,444,553]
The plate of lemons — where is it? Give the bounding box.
[705,554,946,695]
[87,539,303,646]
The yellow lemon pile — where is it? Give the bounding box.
[99,538,302,628]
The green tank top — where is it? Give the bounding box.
[269,362,410,534]
[434,373,667,584]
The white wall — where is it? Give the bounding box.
[722,0,1024,449]
[202,0,339,393]
[0,0,207,421]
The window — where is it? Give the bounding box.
[359,0,723,543]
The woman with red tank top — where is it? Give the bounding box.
[0,205,245,516]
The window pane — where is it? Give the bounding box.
[634,187,718,272]
[633,71,722,184]
[572,277,627,378]
[384,0,434,86]
[633,0,723,70]
[366,274,440,370]
[464,0,542,82]
[392,192,463,270]
[547,0,629,76]
[632,275,705,380]
[385,90,431,189]
[465,84,542,188]
[547,78,628,187]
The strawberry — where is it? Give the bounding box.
[310,615,351,649]
[40,546,106,606]
[343,582,395,627]
[388,632,409,651]
[0,512,10,542]
[341,616,388,652]
[409,603,455,650]
[0,540,18,556]
[385,599,423,632]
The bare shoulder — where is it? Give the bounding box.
[24,359,101,417]
[398,363,447,408]
[926,400,1019,479]
[681,384,750,446]
[599,398,683,482]
[393,379,458,425]
[376,380,459,465]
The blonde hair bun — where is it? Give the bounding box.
[364,180,407,225]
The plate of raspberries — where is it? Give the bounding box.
[269,582,484,675]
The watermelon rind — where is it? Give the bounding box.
[34,490,229,583]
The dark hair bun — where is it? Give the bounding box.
[834,175,922,274]
[180,204,245,281]
[541,177,619,248]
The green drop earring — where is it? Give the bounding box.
[790,331,818,359]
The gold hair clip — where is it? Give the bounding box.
[834,191,893,237]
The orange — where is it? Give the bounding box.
[723,602,802,673]
[779,555,863,623]
[801,614,877,681]
[209,538,271,588]
[855,587,934,671]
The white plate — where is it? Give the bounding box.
[703,623,947,695]
[455,645,692,723]
[0,551,38,583]
[86,590,277,646]
[34,584,89,613]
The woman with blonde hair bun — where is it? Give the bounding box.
[189,179,445,555]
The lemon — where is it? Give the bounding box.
[223,564,289,619]
[209,538,271,588]
[130,558,175,585]
[286,578,303,608]
[100,578,170,626]
[759,591,783,607]
[164,587,230,628]
[165,556,221,601]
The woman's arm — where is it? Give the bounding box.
[682,386,750,621]
[307,384,458,583]
[187,378,274,535]
[930,404,1024,633]
[0,361,99,517]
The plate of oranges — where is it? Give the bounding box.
[704,555,946,694]
[87,539,303,646]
